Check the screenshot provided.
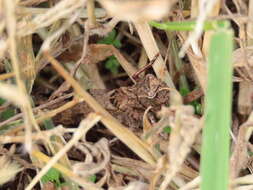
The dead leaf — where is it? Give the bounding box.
[230,112,253,179]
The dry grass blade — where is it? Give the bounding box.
[178,176,201,190]
[238,82,253,115]
[237,0,253,116]
[2,97,79,136]
[159,106,202,190]
[17,0,87,36]
[26,113,101,190]
[232,174,253,185]
[87,0,97,27]
[40,12,80,51]
[230,112,253,179]
[3,0,41,151]
[134,22,175,88]
[45,52,157,165]
[180,0,220,57]
[17,34,36,93]
[0,125,76,143]
[0,72,15,81]
[32,150,102,190]
[201,0,221,56]
[73,138,110,177]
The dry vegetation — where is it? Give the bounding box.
[0,0,253,190]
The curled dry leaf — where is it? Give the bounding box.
[230,112,253,179]
[142,106,153,137]
[233,46,253,68]
[157,105,202,190]
[73,138,111,177]
[98,0,176,22]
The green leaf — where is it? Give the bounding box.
[88,175,96,183]
[41,168,61,187]
[248,151,253,156]
[179,87,190,96]
[200,24,233,190]
[150,20,230,31]
[154,144,161,152]
[112,39,122,48]
[43,119,55,130]
[0,98,5,105]
[190,101,202,115]
[105,56,120,74]
[163,126,172,134]
[98,29,122,48]
[0,108,15,121]
[98,30,117,45]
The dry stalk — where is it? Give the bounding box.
[235,185,253,190]
[178,176,201,190]
[0,93,73,129]
[178,33,207,91]
[45,52,157,165]
[32,149,102,190]
[17,34,36,93]
[0,72,14,80]
[73,138,110,177]
[202,0,221,56]
[180,0,219,57]
[232,174,253,186]
[134,22,175,88]
[17,0,87,36]
[25,113,101,190]
[230,112,253,179]
[98,0,175,87]
[41,12,80,51]
[158,106,202,190]
[50,43,136,99]
[191,0,199,18]
[87,0,97,27]
[0,126,76,144]
[237,0,253,116]
[36,97,80,123]
[3,0,42,151]
[18,0,48,6]
[16,7,106,20]
[3,97,79,135]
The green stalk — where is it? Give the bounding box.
[166,31,189,93]
[200,25,233,190]
[150,20,227,31]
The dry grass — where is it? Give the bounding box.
[0,0,253,190]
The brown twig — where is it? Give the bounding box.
[132,53,159,81]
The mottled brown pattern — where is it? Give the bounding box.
[53,74,170,130]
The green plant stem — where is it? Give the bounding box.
[200,27,233,190]
[166,31,189,92]
[150,20,228,31]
